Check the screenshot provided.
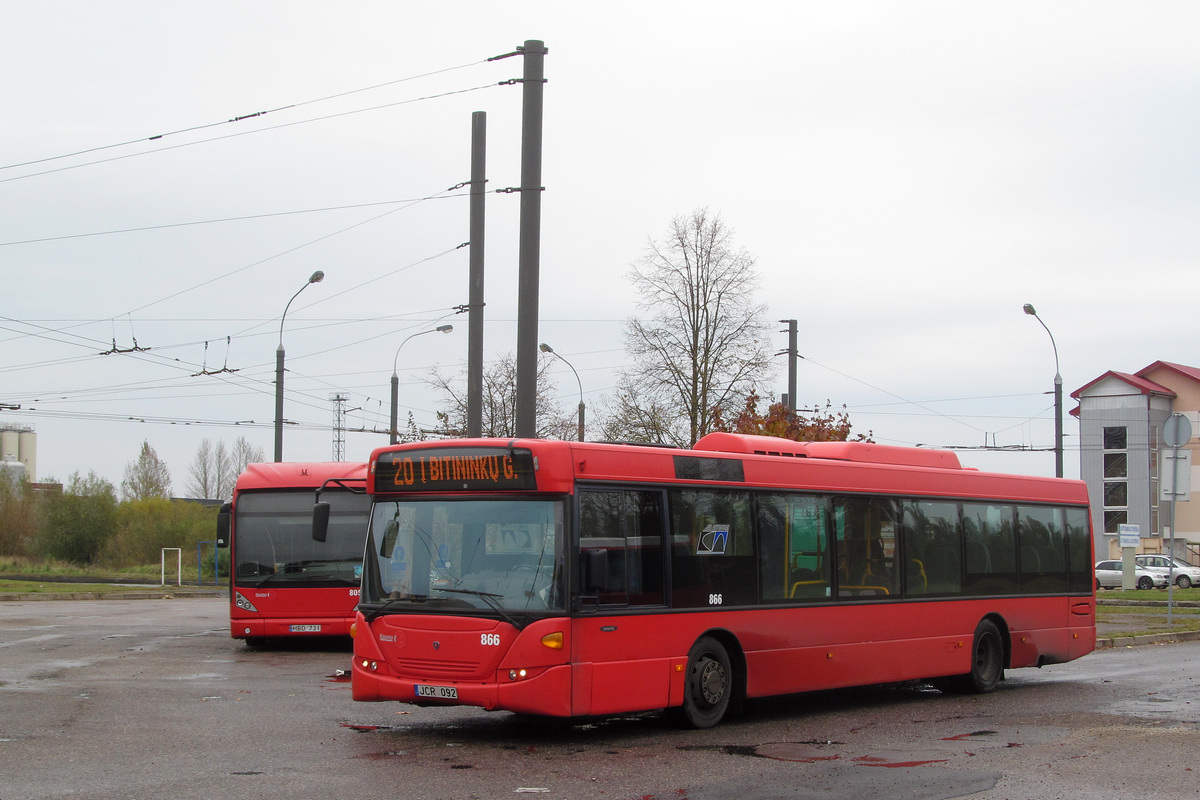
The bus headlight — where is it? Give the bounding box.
[234,592,258,612]
[508,669,528,681]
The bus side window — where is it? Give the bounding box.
[1017,505,1068,593]
[963,503,1019,595]
[577,489,665,606]
[756,494,830,602]
[834,497,899,598]
[669,489,755,608]
[1064,507,1092,592]
[579,490,626,604]
[755,496,788,602]
[901,500,961,596]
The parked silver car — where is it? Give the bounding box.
[1094,560,1170,590]
[1134,555,1200,589]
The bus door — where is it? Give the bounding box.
[574,488,668,715]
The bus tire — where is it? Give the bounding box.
[936,619,1004,694]
[681,636,732,729]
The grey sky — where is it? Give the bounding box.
[2,1,1197,488]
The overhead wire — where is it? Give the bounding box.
[0,59,491,175]
[1,82,502,186]
[0,194,469,248]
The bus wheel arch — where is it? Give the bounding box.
[678,631,744,728]
[936,615,1009,695]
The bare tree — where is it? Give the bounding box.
[121,440,172,501]
[610,209,774,446]
[431,352,575,440]
[186,438,234,500]
[229,436,265,475]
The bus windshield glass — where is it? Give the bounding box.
[234,490,368,588]
[362,498,564,616]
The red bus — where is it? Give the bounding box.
[337,434,1094,727]
[217,462,369,645]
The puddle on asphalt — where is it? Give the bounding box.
[682,727,1034,768]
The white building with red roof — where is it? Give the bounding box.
[1072,361,1200,562]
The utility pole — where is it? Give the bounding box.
[513,39,547,439]
[781,319,798,413]
[466,111,487,438]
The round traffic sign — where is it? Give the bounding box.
[1163,413,1193,448]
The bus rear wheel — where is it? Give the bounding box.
[681,636,732,729]
[937,619,1004,694]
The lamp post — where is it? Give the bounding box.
[540,343,584,442]
[390,325,453,444]
[275,271,324,462]
[1023,303,1063,478]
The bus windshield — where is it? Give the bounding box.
[234,490,368,588]
[362,497,565,618]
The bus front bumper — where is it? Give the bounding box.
[231,616,354,639]
[351,660,574,717]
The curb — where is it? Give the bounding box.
[1094,629,1200,650]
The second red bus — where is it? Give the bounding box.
[218,461,369,645]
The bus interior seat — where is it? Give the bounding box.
[907,558,928,593]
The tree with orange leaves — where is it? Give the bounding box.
[712,391,872,443]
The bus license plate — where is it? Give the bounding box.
[415,684,458,700]
[289,624,322,632]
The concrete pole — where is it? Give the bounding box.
[274,345,285,462]
[389,373,399,445]
[467,111,486,438]
[782,319,798,414]
[514,40,547,439]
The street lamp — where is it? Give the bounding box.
[275,270,324,462]
[390,325,453,444]
[1023,303,1063,478]
[540,343,584,442]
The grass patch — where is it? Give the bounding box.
[1096,601,1200,637]
[1096,586,1200,602]
[0,579,183,595]
[0,556,224,586]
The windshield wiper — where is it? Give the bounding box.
[437,588,522,629]
[361,594,431,622]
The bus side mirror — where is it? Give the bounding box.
[583,548,608,593]
[216,503,231,548]
[312,502,331,543]
[380,520,399,559]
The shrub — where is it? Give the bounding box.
[37,477,119,565]
[0,477,38,558]
[102,498,219,567]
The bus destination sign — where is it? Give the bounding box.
[374,447,538,492]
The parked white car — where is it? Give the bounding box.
[1094,560,1170,590]
[1134,555,1200,589]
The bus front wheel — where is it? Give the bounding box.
[681,636,732,729]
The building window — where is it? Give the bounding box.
[1104,452,1127,478]
[1103,427,1127,450]
[1103,482,1128,507]
[1102,426,1128,535]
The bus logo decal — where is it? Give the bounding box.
[697,525,730,555]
